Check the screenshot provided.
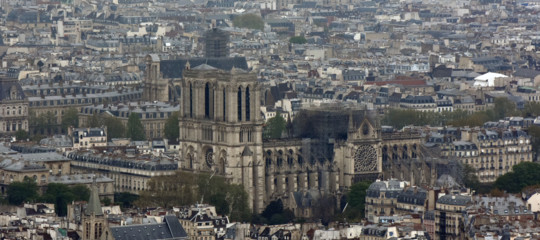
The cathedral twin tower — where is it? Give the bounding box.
[143,28,266,211]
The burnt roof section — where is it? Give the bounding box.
[160,57,248,79]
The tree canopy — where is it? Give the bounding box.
[462,164,480,191]
[61,108,79,131]
[255,199,295,225]
[233,14,264,30]
[263,114,286,139]
[104,116,126,140]
[15,130,28,141]
[289,36,307,44]
[135,171,251,222]
[7,178,39,205]
[494,162,540,193]
[164,112,180,142]
[41,183,90,216]
[114,192,139,209]
[29,110,57,135]
[343,181,371,220]
[127,113,145,141]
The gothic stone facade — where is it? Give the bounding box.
[144,54,417,213]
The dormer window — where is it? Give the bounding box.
[10,86,18,100]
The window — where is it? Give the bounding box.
[237,87,242,121]
[223,88,226,121]
[205,83,210,118]
[189,83,193,118]
[245,87,250,121]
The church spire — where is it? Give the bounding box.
[85,175,103,216]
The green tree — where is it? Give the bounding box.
[462,164,480,191]
[88,113,102,128]
[493,97,518,120]
[344,181,371,220]
[233,14,264,30]
[289,36,307,44]
[41,184,89,216]
[164,112,179,142]
[263,114,286,139]
[29,110,58,135]
[115,192,139,209]
[136,172,251,222]
[127,113,145,141]
[61,108,79,131]
[101,197,112,206]
[7,178,39,205]
[103,116,126,140]
[522,101,540,117]
[42,183,74,216]
[15,130,28,141]
[70,184,90,202]
[259,199,295,224]
[494,162,540,193]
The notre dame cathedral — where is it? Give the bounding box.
[143,28,425,215]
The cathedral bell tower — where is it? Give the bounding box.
[178,64,265,212]
[143,54,168,102]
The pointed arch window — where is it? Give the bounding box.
[245,87,250,121]
[237,87,242,121]
[189,83,193,118]
[205,83,210,119]
[223,88,226,121]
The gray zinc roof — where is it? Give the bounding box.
[110,216,187,240]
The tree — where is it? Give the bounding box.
[15,130,28,141]
[312,195,336,226]
[164,112,179,142]
[493,97,518,120]
[127,113,145,141]
[42,183,74,216]
[41,184,90,216]
[462,164,480,191]
[61,108,79,131]
[263,114,286,139]
[101,197,112,206]
[522,101,540,117]
[29,110,58,135]
[88,113,102,128]
[103,116,125,140]
[135,172,251,222]
[289,36,307,44]
[344,181,371,220]
[70,184,90,202]
[233,14,264,30]
[494,162,540,193]
[259,199,295,224]
[136,171,197,208]
[7,178,39,205]
[115,192,139,209]
[37,60,44,72]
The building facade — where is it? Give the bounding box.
[0,77,29,135]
